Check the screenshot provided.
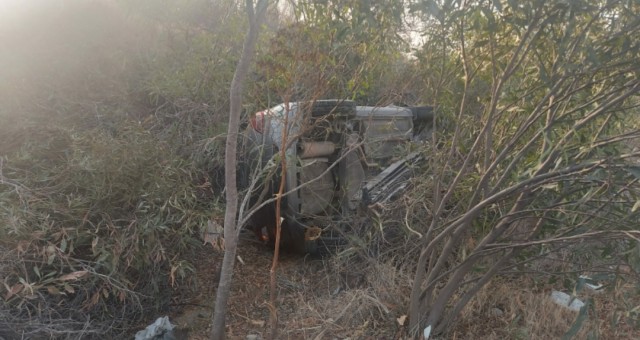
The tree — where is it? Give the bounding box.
[211,0,269,338]
[250,0,411,105]
[406,0,640,336]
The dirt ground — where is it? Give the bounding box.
[167,232,390,340]
[161,232,640,340]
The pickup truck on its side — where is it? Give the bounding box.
[239,100,434,254]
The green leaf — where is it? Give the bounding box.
[474,40,490,48]
[628,242,640,273]
[493,0,503,12]
[480,6,496,29]
[63,283,75,294]
[44,271,58,279]
[426,0,441,19]
[600,245,613,258]
[626,166,640,179]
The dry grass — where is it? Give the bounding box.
[453,276,640,340]
[0,2,221,338]
[172,235,640,339]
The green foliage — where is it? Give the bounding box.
[0,0,637,337]
[393,0,640,335]
[0,2,220,337]
[250,0,413,105]
[144,22,245,108]
[0,115,214,337]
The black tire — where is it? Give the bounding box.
[267,221,346,256]
[411,106,435,123]
[314,235,348,256]
[310,100,356,117]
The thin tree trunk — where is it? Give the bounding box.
[268,103,289,339]
[211,1,268,339]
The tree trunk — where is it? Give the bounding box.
[211,1,268,339]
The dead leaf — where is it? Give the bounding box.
[63,283,75,294]
[203,219,225,251]
[83,291,100,310]
[249,319,265,327]
[397,314,407,326]
[4,283,23,300]
[46,286,62,295]
[58,270,88,281]
[91,237,99,253]
[170,266,177,287]
[304,226,322,241]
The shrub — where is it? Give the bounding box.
[0,1,218,337]
[0,116,213,338]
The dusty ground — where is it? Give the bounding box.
[161,232,640,340]
[167,232,390,340]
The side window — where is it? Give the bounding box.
[366,118,412,139]
[361,117,413,163]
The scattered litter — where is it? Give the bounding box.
[579,275,604,292]
[396,314,407,326]
[135,316,175,340]
[423,325,432,339]
[550,291,585,311]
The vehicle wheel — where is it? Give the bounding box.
[304,231,348,256]
[410,106,435,122]
[270,222,329,256]
[310,100,356,117]
[278,222,316,254]
[315,235,348,255]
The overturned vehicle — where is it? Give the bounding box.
[239,100,434,254]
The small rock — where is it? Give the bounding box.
[550,290,585,311]
[246,334,261,340]
[490,307,504,317]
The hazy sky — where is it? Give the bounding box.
[0,0,48,13]
[1,0,51,28]
[0,0,70,23]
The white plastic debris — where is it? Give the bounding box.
[579,275,604,292]
[135,316,176,340]
[550,291,585,311]
[423,325,432,339]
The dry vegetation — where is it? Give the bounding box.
[1,0,639,339]
[167,237,640,339]
[0,2,220,338]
